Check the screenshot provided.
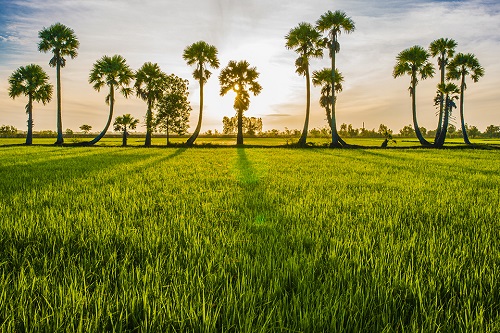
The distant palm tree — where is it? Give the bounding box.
[312,67,344,131]
[8,64,53,145]
[285,22,324,147]
[114,114,139,146]
[316,10,355,148]
[183,41,220,146]
[38,23,79,144]
[88,55,134,145]
[393,45,435,146]
[434,82,460,147]
[447,53,484,145]
[429,38,457,143]
[219,60,262,145]
[134,62,166,146]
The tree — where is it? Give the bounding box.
[378,124,392,137]
[65,128,74,136]
[0,125,18,137]
[38,23,79,144]
[221,116,262,135]
[484,125,500,138]
[429,38,457,143]
[80,124,92,134]
[316,10,355,148]
[468,125,480,139]
[155,74,192,146]
[399,125,415,137]
[8,64,53,145]
[447,53,484,145]
[113,114,139,146]
[222,116,237,134]
[285,22,324,147]
[135,62,166,146]
[219,60,262,145]
[88,55,134,145]
[312,68,344,132]
[183,41,220,146]
[393,45,435,146]
[434,82,460,147]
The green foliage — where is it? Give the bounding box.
[0,125,18,137]
[79,124,92,134]
[38,23,79,68]
[222,116,263,135]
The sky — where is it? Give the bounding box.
[0,0,499,134]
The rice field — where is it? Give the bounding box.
[0,143,499,332]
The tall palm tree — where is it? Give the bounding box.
[88,55,134,145]
[285,22,324,147]
[434,82,460,147]
[38,23,79,144]
[134,62,166,146]
[429,38,457,143]
[114,114,139,146]
[393,45,435,146]
[183,41,220,146]
[447,53,484,145]
[316,10,355,148]
[8,64,53,145]
[312,67,344,131]
[219,60,262,145]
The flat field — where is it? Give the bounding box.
[0,143,499,332]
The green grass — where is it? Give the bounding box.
[0,145,499,332]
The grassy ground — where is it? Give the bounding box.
[0,145,499,331]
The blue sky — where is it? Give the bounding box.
[1,0,499,133]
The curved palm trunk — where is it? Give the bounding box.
[330,39,344,148]
[26,95,33,145]
[122,127,127,146]
[459,74,471,145]
[325,89,332,131]
[55,61,64,144]
[186,65,204,146]
[89,86,114,145]
[436,96,449,147]
[298,64,311,147]
[145,99,153,146]
[434,62,445,144]
[411,76,431,146]
[237,107,244,145]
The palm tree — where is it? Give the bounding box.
[8,64,53,145]
[393,45,435,146]
[316,10,355,148]
[312,67,344,131]
[38,23,79,144]
[114,114,139,146]
[429,38,457,143]
[88,55,134,145]
[434,82,460,147]
[447,53,484,145]
[285,22,324,147]
[219,60,262,145]
[183,41,220,146]
[134,62,166,146]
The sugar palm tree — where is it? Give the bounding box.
[8,64,53,145]
[316,10,355,148]
[447,53,484,145]
[285,22,324,147]
[114,114,139,146]
[219,60,262,145]
[393,45,435,146]
[88,55,134,145]
[38,23,79,144]
[434,82,460,147]
[429,38,457,143]
[183,41,220,146]
[312,67,344,131]
[134,62,166,146]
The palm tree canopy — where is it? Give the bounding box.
[183,41,220,85]
[89,55,134,104]
[219,60,262,111]
[134,62,166,103]
[285,22,324,76]
[316,10,355,53]
[393,45,435,89]
[429,38,457,68]
[114,114,139,131]
[312,68,344,92]
[38,23,79,68]
[447,53,485,86]
[8,64,53,105]
[436,82,460,109]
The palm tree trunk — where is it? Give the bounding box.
[411,77,431,146]
[26,95,33,145]
[89,86,114,145]
[460,74,471,145]
[122,127,127,146]
[434,61,445,144]
[298,63,311,147]
[145,99,152,146]
[330,39,342,148]
[186,65,204,146]
[436,98,449,147]
[55,60,63,144]
[237,107,243,145]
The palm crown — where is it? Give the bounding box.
[447,53,484,85]
[285,22,324,76]
[134,62,166,103]
[38,23,79,68]
[429,38,457,71]
[219,60,262,112]
[316,10,355,55]
[9,64,53,104]
[114,114,139,132]
[89,55,134,104]
[393,45,435,90]
[183,41,220,85]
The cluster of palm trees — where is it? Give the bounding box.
[8,17,484,148]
